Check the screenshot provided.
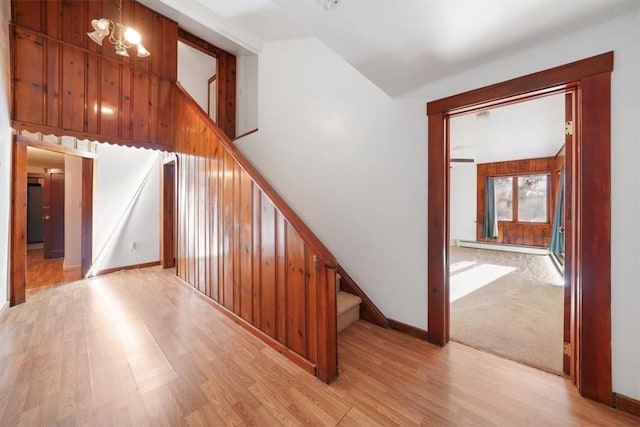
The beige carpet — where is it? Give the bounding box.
[450,246,564,375]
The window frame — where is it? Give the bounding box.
[491,171,551,224]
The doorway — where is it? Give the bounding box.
[10,136,94,305]
[24,146,83,292]
[426,52,613,404]
[447,93,567,375]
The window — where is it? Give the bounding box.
[494,177,513,221]
[492,173,549,223]
[517,174,548,222]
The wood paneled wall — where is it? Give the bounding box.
[11,0,178,150]
[174,86,338,383]
[477,157,556,247]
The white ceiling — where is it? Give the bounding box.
[449,93,565,164]
[149,0,640,95]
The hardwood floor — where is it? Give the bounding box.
[0,267,636,426]
[26,248,82,292]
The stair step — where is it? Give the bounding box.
[337,291,361,332]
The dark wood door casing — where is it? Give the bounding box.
[427,52,613,405]
[563,91,575,378]
[10,136,27,306]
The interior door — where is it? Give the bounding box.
[27,183,44,243]
[563,91,576,378]
[43,170,65,259]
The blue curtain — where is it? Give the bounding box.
[549,168,565,254]
[481,177,497,239]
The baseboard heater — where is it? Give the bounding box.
[456,240,549,255]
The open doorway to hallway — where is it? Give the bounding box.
[448,93,566,375]
[25,146,82,293]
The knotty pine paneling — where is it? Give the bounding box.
[174,87,338,383]
[12,28,44,125]
[12,0,177,80]
[10,0,177,151]
[477,157,555,247]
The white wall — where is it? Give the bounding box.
[63,155,82,270]
[236,54,259,136]
[410,10,640,400]
[0,0,11,309]
[449,163,477,244]
[92,143,161,273]
[177,41,216,115]
[235,37,428,328]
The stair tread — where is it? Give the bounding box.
[337,291,361,316]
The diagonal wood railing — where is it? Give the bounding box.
[173,83,338,382]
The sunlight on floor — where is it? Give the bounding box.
[450,264,516,302]
[450,260,476,274]
[544,256,564,287]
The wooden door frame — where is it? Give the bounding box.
[161,159,176,268]
[426,52,613,405]
[9,137,94,305]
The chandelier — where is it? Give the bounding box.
[86,0,150,58]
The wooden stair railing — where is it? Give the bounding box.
[173,83,338,383]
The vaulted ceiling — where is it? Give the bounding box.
[144,0,640,96]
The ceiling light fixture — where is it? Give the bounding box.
[317,0,340,11]
[87,0,150,58]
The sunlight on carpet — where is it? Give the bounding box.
[450,264,516,302]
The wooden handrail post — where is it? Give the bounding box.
[315,257,338,383]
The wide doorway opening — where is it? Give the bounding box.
[448,93,566,374]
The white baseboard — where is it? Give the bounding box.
[63,264,81,271]
[456,239,549,255]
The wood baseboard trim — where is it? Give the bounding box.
[95,261,161,276]
[614,393,640,417]
[175,275,316,377]
[388,318,429,340]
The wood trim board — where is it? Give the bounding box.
[388,318,429,340]
[613,393,640,417]
[10,136,27,306]
[95,261,161,277]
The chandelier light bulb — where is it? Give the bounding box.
[136,43,150,58]
[124,27,141,44]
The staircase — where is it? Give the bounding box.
[337,273,362,332]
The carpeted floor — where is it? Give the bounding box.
[450,246,564,375]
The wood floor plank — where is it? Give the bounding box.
[0,267,637,426]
